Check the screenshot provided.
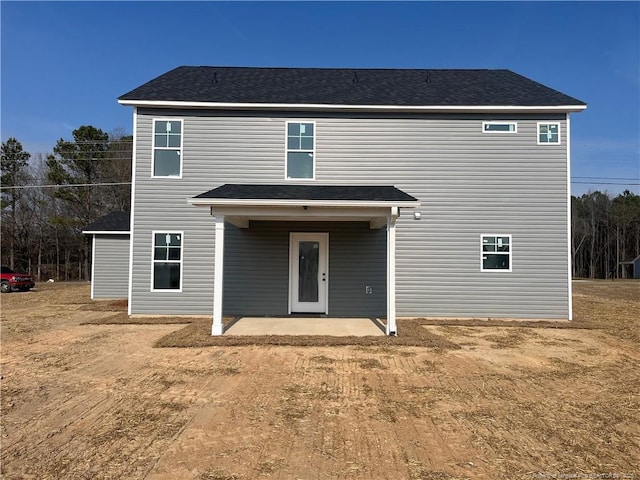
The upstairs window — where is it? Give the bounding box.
[153,119,182,177]
[537,122,560,145]
[482,122,517,133]
[152,232,182,290]
[286,122,315,179]
[481,235,512,272]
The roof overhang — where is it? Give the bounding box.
[188,197,420,208]
[118,99,587,113]
[189,204,415,230]
[82,230,130,235]
[188,185,420,229]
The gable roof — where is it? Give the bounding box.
[119,66,586,112]
[82,211,130,234]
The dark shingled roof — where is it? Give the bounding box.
[194,184,418,203]
[119,66,585,107]
[83,211,130,233]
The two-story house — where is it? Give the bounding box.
[112,66,586,335]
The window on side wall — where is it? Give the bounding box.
[152,232,182,290]
[286,121,315,179]
[537,122,560,145]
[482,122,517,133]
[481,235,512,272]
[153,119,183,177]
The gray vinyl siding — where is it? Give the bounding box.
[225,221,386,316]
[130,109,570,319]
[92,234,129,298]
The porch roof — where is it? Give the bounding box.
[190,184,419,208]
[188,184,419,231]
[82,211,131,235]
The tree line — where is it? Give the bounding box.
[2,128,639,280]
[1,126,132,280]
[572,190,640,278]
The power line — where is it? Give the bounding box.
[573,176,639,181]
[0,182,131,191]
[571,181,640,185]
[32,140,133,145]
[18,151,132,158]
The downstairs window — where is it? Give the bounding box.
[152,232,183,290]
[481,235,512,272]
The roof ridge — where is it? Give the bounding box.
[179,65,497,72]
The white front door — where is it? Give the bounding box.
[289,233,328,313]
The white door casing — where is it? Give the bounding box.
[289,233,328,313]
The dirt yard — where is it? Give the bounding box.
[1,281,638,480]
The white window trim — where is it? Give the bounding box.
[480,234,512,273]
[482,121,518,133]
[152,118,184,178]
[151,230,184,292]
[285,120,316,181]
[537,122,561,145]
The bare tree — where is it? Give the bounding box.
[1,138,31,269]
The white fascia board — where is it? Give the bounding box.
[188,197,420,209]
[118,99,587,113]
[82,230,131,235]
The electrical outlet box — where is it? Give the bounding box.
[365,286,372,294]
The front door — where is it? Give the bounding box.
[290,233,328,313]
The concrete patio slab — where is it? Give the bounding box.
[224,317,385,336]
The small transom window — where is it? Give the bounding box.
[537,123,560,144]
[483,122,517,133]
[481,235,512,272]
[286,122,315,179]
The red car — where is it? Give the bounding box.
[1,266,35,293]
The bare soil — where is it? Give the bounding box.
[1,280,638,479]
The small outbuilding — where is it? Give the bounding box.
[619,254,640,279]
[83,211,130,299]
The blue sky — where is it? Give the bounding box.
[2,1,639,195]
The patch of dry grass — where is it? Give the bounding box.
[406,463,469,480]
[150,317,459,349]
[81,313,192,325]
[196,470,241,480]
[573,280,640,343]
[78,280,639,350]
[310,354,336,364]
[357,358,387,370]
[80,299,128,312]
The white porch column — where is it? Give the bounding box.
[212,215,225,335]
[386,208,398,336]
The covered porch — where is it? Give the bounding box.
[188,184,419,336]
